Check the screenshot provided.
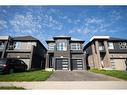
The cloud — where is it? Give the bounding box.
[110,10,122,21]
[10,12,42,33]
[2,9,7,13]
[69,17,117,35]
[0,20,8,30]
[41,14,63,30]
[85,18,103,25]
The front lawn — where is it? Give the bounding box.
[0,70,53,81]
[90,69,127,80]
[0,86,25,90]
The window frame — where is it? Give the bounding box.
[108,42,114,49]
[71,43,81,50]
[48,43,55,50]
[56,42,67,51]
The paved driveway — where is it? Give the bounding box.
[47,71,122,81]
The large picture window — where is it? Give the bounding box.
[57,42,67,51]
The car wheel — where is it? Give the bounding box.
[9,68,14,74]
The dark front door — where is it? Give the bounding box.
[55,58,69,70]
[71,59,83,70]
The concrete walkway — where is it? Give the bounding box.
[0,81,127,89]
[47,71,122,81]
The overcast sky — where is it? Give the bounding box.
[0,6,127,47]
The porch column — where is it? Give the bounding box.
[91,43,96,68]
[1,41,8,58]
[68,58,71,71]
[95,41,102,69]
[45,53,49,68]
[82,54,86,70]
[103,41,111,68]
[29,45,34,70]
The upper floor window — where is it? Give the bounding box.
[99,42,104,51]
[27,42,36,49]
[48,43,55,50]
[15,42,21,49]
[57,42,67,51]
[108,42,114,49]
[71,43,81,50]
[0,42,4,49]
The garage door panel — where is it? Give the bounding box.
[56,58,69,70]
[71,59,83,70]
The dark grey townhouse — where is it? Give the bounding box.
[0,36,47,70]
[84,36,127,71]
[45,36,85,71]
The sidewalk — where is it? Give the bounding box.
[0,81,127,89]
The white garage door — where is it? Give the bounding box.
[111,59,126,70]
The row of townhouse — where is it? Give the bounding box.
[0,35,127,71]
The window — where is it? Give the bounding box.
[99,42,105,51]
[27,42,31,49]
[0,42,4,49]
[108,42,114,49]
[57,42,67,51]
[48,43,55,50]
[15,42,21,49]
[71,43,81,50]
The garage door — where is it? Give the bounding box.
[71,59,83,70]
[111,59,126,70]
[55,58,69,70]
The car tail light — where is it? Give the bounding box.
[3,64,7,67]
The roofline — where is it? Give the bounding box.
[83,41,92,51]
[37,40,47,51]
[84,36,127,51]
[45,40,55,43]
[90,36,110,42]
[0,36,10,40]
[70,40,85,43]
[53,36,71,39]
[12,35,40,41]
[46,40,85,43]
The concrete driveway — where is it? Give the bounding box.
[47,71,122,81]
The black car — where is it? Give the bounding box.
[0,58,28,74]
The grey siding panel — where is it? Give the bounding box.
[6,52,31,58]
[71,54,83,59]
